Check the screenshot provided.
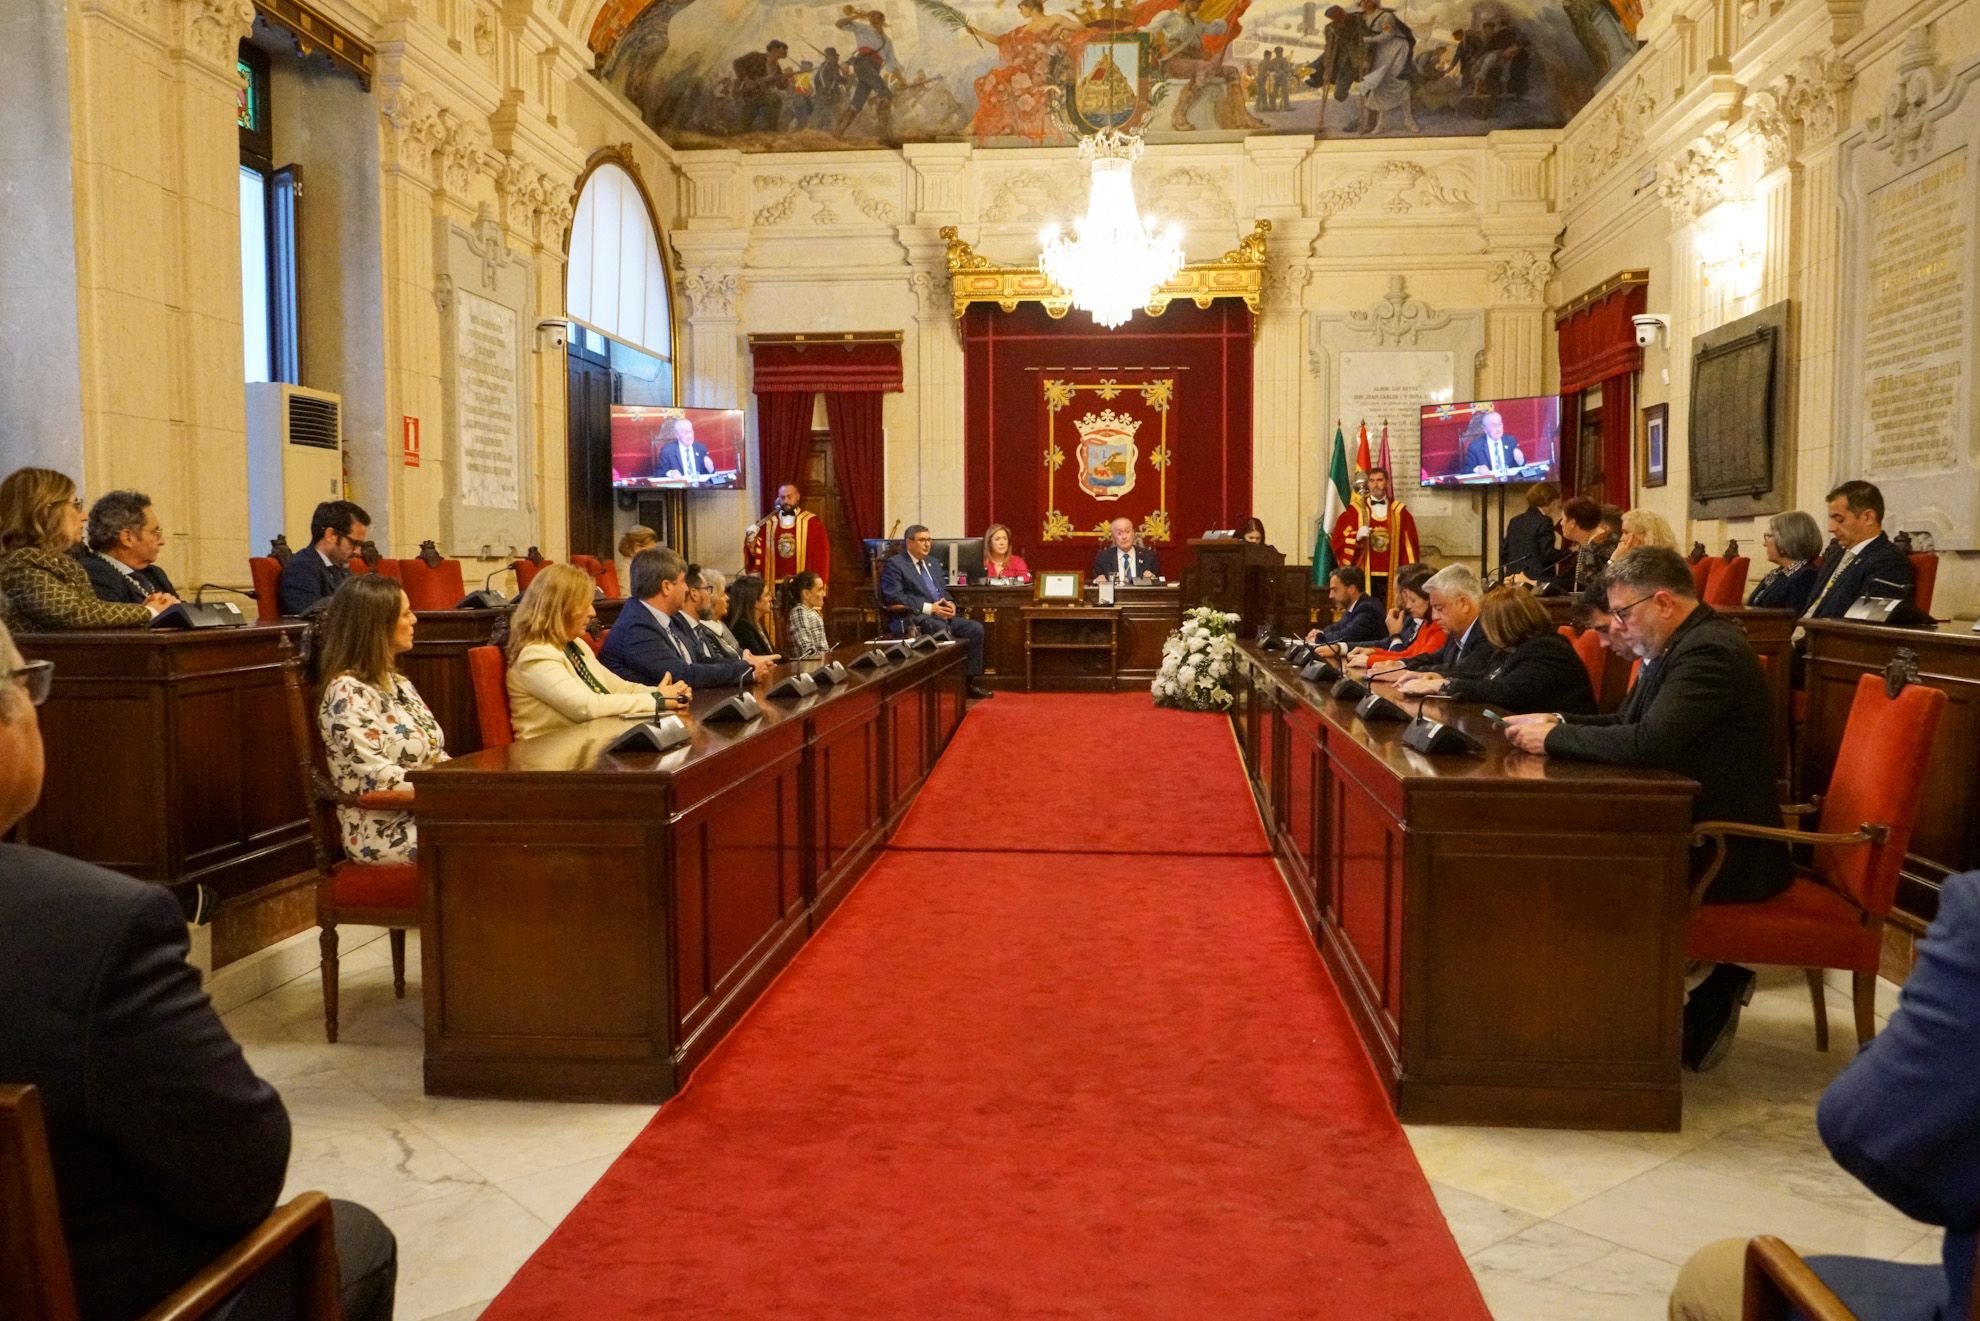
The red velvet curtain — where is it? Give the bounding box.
[754,391,814,517]
[1557,281,1646,506]
[823,392,884,545]
[750,340,903,529]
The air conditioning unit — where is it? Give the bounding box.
[246,383,344,553]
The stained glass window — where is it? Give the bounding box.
[236,58,257,132]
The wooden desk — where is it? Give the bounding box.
[412,641,968,1103]
[1236,642,1698,1130]
[950,583,1182,691]
[1802,620,1980,958]
[12,624,314,964]
[1023,606,1119,692]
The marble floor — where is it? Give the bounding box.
[223,932,1940,1321]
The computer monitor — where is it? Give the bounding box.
[929,536,986,582]
[610,406,746,491]
[1417,396,1562,488]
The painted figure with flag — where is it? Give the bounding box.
[1329,421,1418,607]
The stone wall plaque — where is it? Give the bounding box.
[1837,39,1980,549]
[436,207,536,559]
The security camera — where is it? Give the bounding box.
[535,318,570,352]
[1632,313,1669,348]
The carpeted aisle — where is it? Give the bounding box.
[484,697,1487,1320]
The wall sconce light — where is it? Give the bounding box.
[1697,203,1764,300]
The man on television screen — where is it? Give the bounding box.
[1459,410,1526,476]
[656,417,716,479]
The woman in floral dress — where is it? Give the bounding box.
[316,575,447,865]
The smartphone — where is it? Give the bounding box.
[1480,709,1508,727]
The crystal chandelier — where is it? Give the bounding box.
[1038,126,1185,330]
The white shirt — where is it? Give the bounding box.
[909,553,942,613]
[1114,547,1139,579]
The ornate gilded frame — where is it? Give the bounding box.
[1041,376,1172,544]
[941,220,1271,323]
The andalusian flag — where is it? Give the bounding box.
[1313,424,1352,587]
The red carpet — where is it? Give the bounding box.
[484,700,1486,1320]
[892,693,1270,855]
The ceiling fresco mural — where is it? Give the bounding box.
[587,0,1642,150]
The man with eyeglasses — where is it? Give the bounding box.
[880,525,993,699]
[0,617,399,1320]
[277,499,371,616]
[1504,546,1789,1070]
[79,489,179,605]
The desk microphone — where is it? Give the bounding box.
[192,583,247,604]
[455,567,511,610]
[1364,664,1407,680]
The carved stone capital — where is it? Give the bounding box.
[1261,257,1311,313]
[1755,50,1856,170]
[1658,130,1737,221]
[1868,27,1942,166]
[432,109,491,196]
[174,0,256,72]
[681,267,741,320]
[1345,276,1453,346]
[909,266,950,320]
[1488,249,1555,304]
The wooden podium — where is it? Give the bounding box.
[1184,538,1286,633]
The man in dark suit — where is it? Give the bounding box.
[1668,868,1980,1320]
[1308,566,1386,646]
[600,547,774,689]
[1459,410,1527,476]
[1804,480,1915,619]
[78,490,180,605]
[277,499,370,616]
[1499,480,1560,580]
[0,617,396,1321]
[881,524,991,698]
[655,417,716,479]
[1506,546,1790,1069]
[1389,564,1503,681]
[1090,517,1161,583]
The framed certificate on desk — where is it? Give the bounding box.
[1035,570,1082,604]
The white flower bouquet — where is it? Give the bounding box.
[1152,606,1242,711]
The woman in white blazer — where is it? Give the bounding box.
[504,562,689,741]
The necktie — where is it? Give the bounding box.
[671,614,706,663]
[1490,438,1503,470]
[1805,551,1850,617]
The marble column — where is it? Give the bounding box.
[1253,226,1314,561]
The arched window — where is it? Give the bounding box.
[566,159,671,364]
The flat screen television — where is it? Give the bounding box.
[611,406,745,490]
[1417,396,1562,488]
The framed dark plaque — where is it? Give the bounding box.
[1686,300,1791,520]
[1641,403,1668,489]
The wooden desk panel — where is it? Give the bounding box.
[1802,620,1980,941]
[414,642,967,1103]
[1238,644,1697,1130]
[401,608,509,757]
[952,583,1182,691]
[14,626,314,960]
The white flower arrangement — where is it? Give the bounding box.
[1152,606,1242,711]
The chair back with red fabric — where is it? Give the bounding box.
[1910,553,1938,616]
[1814,674,1947,916]
[373,558,402,581]
[569,554,621,598]
[397,557,467,611]
[1627,657,1643,690]
[467,645,513,748]
[1559,626,1608,705]
[514,557,550,591]
[1688,555,1717,598]
[1703,557,1749,608]
[248,557,284,622]
[569,554,603,577]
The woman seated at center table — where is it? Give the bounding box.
[980,523,1030,582]
[505,562,690,740]
[1396,585,1595,714]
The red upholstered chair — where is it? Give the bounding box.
[1689,556,1718,598]
[569,554,622,599]
[1910,553,1938,616]
[397,557,466,611]
[513,556,550,591]
[1559,626,1609,706]
[467,644,513,748]
[1686,673,1947,1049]
[248,557,284,622]
[279,637,422,1044]
[1704,556,1750,608]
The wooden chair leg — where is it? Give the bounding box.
[389,928,407,999]
[1804,969,1829,1052]
[1852,971,1878,1047]
[319,924,340,1044]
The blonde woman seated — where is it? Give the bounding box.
[317,574,446,865]
[1616,507,1678,553]
[506,562,690,740]
[779,571,830,660]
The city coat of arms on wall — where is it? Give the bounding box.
[1075,409,1141,500]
